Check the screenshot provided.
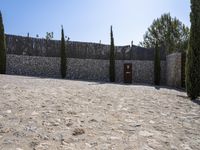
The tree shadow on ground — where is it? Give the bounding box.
[153,85,185,92]
[154,86,160,90]
[177,95,200,106]
[5,74,186,92]
[26,74,185,91]
[191,98,200,105]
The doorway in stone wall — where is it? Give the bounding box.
[124,63,132,83]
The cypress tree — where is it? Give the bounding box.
[186,0,200,99]
[109,26,115,82]
[60,26,66,78]
[154,42,161,85]
[0,11,6,74]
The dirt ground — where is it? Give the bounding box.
[0,75,199,150]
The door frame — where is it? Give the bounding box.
[124,63,132,83]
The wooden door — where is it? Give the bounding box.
[124,63,132,83]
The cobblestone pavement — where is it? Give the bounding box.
[0,75,199,150]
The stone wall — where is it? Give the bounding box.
[6,55,110,81]
[166,53,182,87]
[6,54,166,84]
[6,34,181,86]
[6,55,60,78]
[66,58,109,81]
[116,60,166,84]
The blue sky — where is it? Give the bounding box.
[0,0,190,45]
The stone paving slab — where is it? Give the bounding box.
[0,75,199,150]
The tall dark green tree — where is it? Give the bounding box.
[186,0,200,100]
[60,26,66,78]
[109,26,115,82]
[0,11,6,74]
[154,42,161,85]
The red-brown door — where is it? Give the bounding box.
[124,63,132,83]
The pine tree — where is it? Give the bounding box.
[60,26,66,78]
[154,42,161,85]
[139,13,189,54]
[186,0,200,99]
[109,26,115,82]
[0,11,6,74]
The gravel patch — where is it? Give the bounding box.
[0,75,199,150]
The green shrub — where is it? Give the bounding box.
[60,26,66,78]
[0,11,6,74]
[154,43,161,85]
[186,0,200,100]
[109,26,115,82]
